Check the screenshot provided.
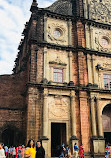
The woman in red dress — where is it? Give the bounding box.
[79,144,85,158]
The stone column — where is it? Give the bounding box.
[44,15,47,42]
[90,26,94,50]
[90,97,97,137]
[43,88,48,138]
[43,47,47,79]
[87,54,93,83]
[92,55,96,84]
[85,25,90,48]
[69,51,73,81]
[70,90,78,154]
[68,20,72,46]
[42,88,49,157]
[96,98,104,137]
[91,98,105,154]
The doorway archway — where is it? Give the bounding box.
[102,104,111,145]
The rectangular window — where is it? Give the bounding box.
[103,74,111,90]
[53,68,63,83]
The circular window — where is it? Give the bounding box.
[101,37,109,47]
[53,28,62,38]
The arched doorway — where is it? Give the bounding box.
[2,127,24,146]
[102,104,111,145]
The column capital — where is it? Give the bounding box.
[68,19,72,26]
[43,47,47,54]
[44,88,48,97]
[68,51,72,57]
[70,90,75,98]
[90,96,97,102]
[44,15,47,22]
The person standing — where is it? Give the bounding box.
[18,146,22,158]
[74,143,79,158]
[10,146,14,158]
[15,146,19,158]
[79,144,85,158]
[36,141,45,158]
[0,143,5,158]
[21,145,25,158]
[9,146,11,158]
[13,147,16,158]
[25,139,36,158]
[4,145,8,158]
[59,144,66,158]
[65,145,69,158]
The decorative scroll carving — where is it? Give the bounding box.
[89,0,111,24]
[95,31,111,52]
[48,97,69,119]
[47,23,67,44]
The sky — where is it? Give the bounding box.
[0,0,55,75]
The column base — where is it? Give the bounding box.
[92,137,105,154]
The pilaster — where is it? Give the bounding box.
[43,88,49,138]
[43,47,47,79]
[96,98,104,137]
[44,15,47,42]
[68,20,72,46]
[69,51,73,82]
[90,96,97,137]
[70,90,78,154]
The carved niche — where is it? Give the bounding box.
[48,96,69,120]
[89,0,111,24]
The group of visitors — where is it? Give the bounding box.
[59,144,71,158]
[59,143,85,158]
[0,140,110,158]
[105,144,111,158]
[0,139,45,158]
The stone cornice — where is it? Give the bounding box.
[25,82,111,95]
[36,9,111,29]
[84,47,111,57]
[84,19,111,29]
[26,82,76,90]
[37,9,75,20]
[28,40,111,57]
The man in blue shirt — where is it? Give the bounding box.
[74,143,79,158]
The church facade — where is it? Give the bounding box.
[0,0,111,157]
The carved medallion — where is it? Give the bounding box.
[48,97,69,119]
